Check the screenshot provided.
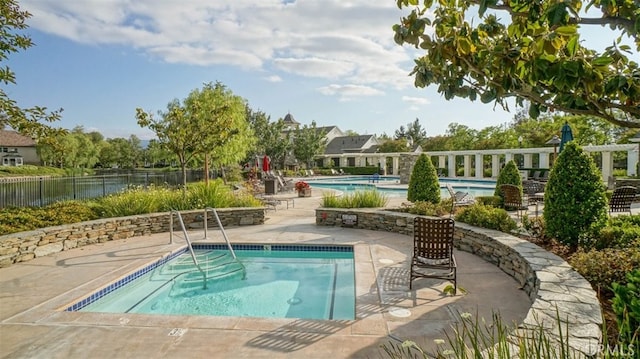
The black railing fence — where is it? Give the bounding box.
[0,170,206,208]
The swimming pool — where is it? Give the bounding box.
[306,176,497,197]
[68,244,355,320]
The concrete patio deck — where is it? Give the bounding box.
[0,192,541,358]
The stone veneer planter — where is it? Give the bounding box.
[315,208,602,357]
[0,207,265,268]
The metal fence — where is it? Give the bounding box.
[0,170,206,208]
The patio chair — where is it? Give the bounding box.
[500,184,527,219]
[446,183,475,214]
[609,186,636,215]
[276,175,295,192]
[410,217,456,293]
[539,171,550,182]
[522,180,546,205]
[530,170,541,180]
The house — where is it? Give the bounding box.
[0,130,39,166]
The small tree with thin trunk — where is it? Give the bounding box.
[407,154,440,204]
[544,142,607,247]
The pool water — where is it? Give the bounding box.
[307,177,496,198]
[75,245,355,320]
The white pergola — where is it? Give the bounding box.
[316,144,638,180]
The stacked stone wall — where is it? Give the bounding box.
[0,208,265,268]
[316,208,602,357]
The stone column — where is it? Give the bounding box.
[462,155,471,177]
[392,156,399,175]
[475,154,483,179]
[439,156,446,172]
[539,153,550,169]
[524,153,533,168]
[492,154,500,177]
[628,149,639,176]
[448,154,456,177]
[601,151,613,180]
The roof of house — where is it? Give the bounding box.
[283,113,299,125]
[0,130,36,147]
[324,135,377,154]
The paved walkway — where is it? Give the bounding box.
[0,191,534,358]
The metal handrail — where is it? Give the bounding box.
[170,210,207,289]
[204,207,246,278]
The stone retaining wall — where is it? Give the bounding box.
[0,208,265,268]
[316,208,602,357]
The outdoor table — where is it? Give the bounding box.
[531,192,545,218]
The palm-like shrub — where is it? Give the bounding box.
[493,160,522,207]
[544,142,607,247]
[407,153,440,204]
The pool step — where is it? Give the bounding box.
[159,252,232,274]
[168,263,245,296]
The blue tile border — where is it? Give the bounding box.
[65,243,353,312]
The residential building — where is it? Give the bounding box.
[0,130,39,166]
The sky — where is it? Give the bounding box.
[5,0,631,141]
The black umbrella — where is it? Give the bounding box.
[559,122,574,152]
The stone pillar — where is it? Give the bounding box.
[601,151,613,180]
[504,152,513,164]
[392,156,399,175]
[439,156,446,172]
[492,154,500,178]
[463,155,471,177]
[475,154,483,179]
[448,154,456,177]
[628,149,639,176]
[540,153,550,169]
[398,154,417,184]
[524,153,533,168]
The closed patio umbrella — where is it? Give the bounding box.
[559,122,574,152]
[262,155,270,172]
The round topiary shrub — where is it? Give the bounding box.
[407,153,440,204]
[494,159,522,207]
[544,142,608,247]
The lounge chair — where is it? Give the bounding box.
[539,171,550,182]
[446,183,475,214]
[410,216,457,293]
[500,184,527,219]
[276,175,295,192]
[609,186,636,215]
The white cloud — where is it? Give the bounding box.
[317,84,384,101]
[264,75,282,82]
[21,0,417,88]
[402,96,431,106]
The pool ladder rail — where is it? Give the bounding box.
[169,208,247,289]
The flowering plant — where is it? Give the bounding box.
[295,181,310,192]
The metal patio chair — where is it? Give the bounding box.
[609,186,637,215]
[409,216,457,293]
[500,184,527,219]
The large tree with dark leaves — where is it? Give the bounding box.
[394,0,640,128]
[1,0,63,138]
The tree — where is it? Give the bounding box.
[137,82,249,187]
[0,0,63,138]
[394,0,640,128]
[246,108,290,170]
[407,153,440,203]
[378,139,410,153]
[544,142,608,247]
[292,121,326,168]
